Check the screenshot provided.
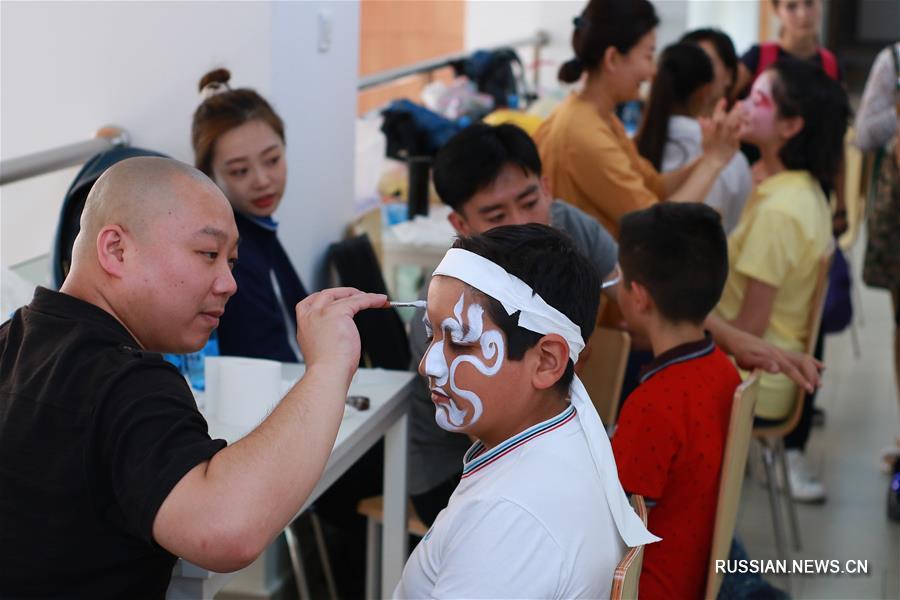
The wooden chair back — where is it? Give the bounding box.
[610,495,648,600]
[837,127,867,251]
[578,327,631,428]
[704,371,761,599]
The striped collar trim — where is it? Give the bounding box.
[639,333,715,384]
[461,404,577,479]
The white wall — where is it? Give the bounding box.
[1,0,360,290]
[271,0,360,289]
[686,0,759,55]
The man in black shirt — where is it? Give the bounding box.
[0,157,386,598]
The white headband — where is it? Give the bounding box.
[431,248,659,548]
[434,249,586,362]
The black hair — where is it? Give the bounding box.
[619,203,728,325]
[768,58,850,189]
[636,43,714,170]
[559,0,660,83]
[679,28,739,97]
[451,224,601,394]
[432,123,542,212]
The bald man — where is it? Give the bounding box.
[0,157,386,598]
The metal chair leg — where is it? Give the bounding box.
[849,318,862,359]
[309,511,339,600]
[365,517,382,600]
[853,278,865,326]
[761,442,789,562]
[775,439,803,552]
[284,525,312,600]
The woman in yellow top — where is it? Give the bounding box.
[534,0,742,239]
[715,59,849,501]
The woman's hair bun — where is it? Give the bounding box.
[198,68,231,93]
[558,57,585,84]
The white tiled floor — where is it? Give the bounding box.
[737,245,900,599]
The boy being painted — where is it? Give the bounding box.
[612,202,741,600]
[394,224,658,599]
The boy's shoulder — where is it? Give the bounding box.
[640,337,736,382]
[635,344,740,401]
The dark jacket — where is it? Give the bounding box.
[217,213,307,362]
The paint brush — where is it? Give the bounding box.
[388,300,427,309]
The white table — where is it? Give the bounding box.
[166,365,415,599]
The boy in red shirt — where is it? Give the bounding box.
[612,203,741,600]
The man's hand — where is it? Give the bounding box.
[295,288,387,383]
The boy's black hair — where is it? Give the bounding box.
[451,224,600,393]
[432,123,541,212]
[618,203,728,325]
[679,28,739,92]
[768,58,851,190]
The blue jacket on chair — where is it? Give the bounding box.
[217,212,308,363]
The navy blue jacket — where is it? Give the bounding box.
[217,213,308,362]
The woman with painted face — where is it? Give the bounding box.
[715,58,850,502]
[533,0,742,240]
[191,69,307,362]
[395,224,658,599]
[636,37,752,234]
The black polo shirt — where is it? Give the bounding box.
[0,287,226,598]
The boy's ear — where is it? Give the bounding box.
[531,333,570,391]
[629,280,654,315]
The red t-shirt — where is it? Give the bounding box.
[612,336,741,600]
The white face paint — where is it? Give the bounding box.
[423,292,505,432]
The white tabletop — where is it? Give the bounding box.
[167,365,415,599]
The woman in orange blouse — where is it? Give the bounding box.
[534,0,741,238]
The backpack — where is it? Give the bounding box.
[327,234,411,370]
[455,48,535,109]
[380,99,465,159]
[756,42,839,80]
[821,247,853,335]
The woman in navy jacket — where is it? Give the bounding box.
[191,68,307,362]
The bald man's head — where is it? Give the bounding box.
[62,156,239,354]
[73,157,227,261]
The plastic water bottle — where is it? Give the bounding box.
[185,334,219,391]
[165,333,219,391]
[618,100,643,137]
